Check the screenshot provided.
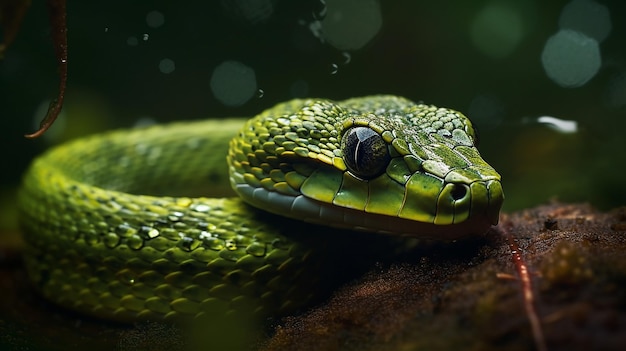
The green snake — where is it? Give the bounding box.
[18,95,503,323]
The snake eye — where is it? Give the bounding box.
[341,127,390,179]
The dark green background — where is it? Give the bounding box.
[1,1,625,349]
[1,0,625,228]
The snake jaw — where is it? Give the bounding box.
[231,179,498,239]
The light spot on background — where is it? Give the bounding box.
[470,3,524,59]
[319,0,382,51]
[210,60,257,107]
[536,116,578,134]
[159,58,175,74]
[559,0,611,43]
[290,80,309,98]
[127,36,138,46]
[467,94,504,130]
[146,11,165,29]
[541,29,600,88]
[606,72,626,108]
[221,0,275,24]
[133,116,157,128]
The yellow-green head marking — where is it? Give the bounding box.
[229,95,503,239]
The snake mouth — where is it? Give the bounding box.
[233,177,503,239]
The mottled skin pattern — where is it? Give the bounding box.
[18,96,503,323]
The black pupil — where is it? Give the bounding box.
[341,127,390,179]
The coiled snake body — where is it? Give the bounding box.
[18,96,503,322]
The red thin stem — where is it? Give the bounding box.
[496,221,547,351]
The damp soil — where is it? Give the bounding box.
[1,202,625,351]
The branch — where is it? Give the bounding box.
[24,0,67,139]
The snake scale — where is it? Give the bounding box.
[18,95,503,323]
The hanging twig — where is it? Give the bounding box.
[24,0,67,139]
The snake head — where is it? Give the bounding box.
[229,96,504,239]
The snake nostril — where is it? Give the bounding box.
[450,184,468,201]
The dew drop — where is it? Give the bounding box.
[330,63,339,74]
[147,228,160,238]
[342,52,351,64]
[143,33,150,41]
[258,89,264,98]
[225,240,238,251]
[192,204,211,212]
